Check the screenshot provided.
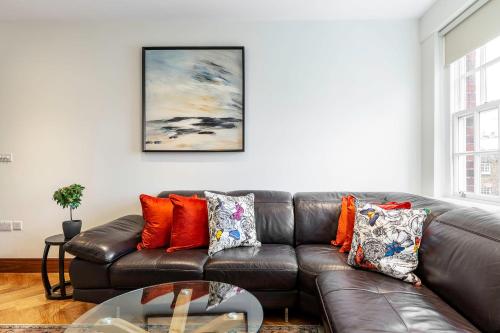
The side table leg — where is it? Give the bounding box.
[58,245,66,297]
[41,244,52,298]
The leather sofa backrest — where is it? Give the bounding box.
[383,193,459,230]
[418,207,500,333]
[294,192,459,246]
[294,192,392,245]
[158,190,295,245]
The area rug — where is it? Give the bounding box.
[0,324,323,333]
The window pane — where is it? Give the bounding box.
[457,73,466,111]
[479,109,498,151]
[458,155,475,193]
[462,72,481,109]
[450,58,475,113]
[462,50,481,110]
[480,155,499,196]
[486,61,500,102]
[458,115,475,152]
[485,35,500,64]
[466,49,481,71]
[454,71,481,111]
[458,57,466,76]
[450,66,457,113]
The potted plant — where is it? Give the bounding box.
[53,184,85,239]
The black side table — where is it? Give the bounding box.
[41,234,72,300]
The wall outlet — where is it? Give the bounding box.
[0,153,13,163]
[12,220,23,231]
[0,221,12,231]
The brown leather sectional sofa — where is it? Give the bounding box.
[65,191,500,332]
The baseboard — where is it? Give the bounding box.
[0,258,72,273]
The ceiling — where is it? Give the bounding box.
[0,0,437,22]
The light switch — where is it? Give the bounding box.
[0,153,13,163]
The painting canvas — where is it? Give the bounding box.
[142,47,244,152]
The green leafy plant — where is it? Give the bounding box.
[53,184,85,221]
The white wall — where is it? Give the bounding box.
[419,0,474,197]
[0,20,421,257]
[420,35,437,196]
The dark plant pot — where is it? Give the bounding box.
[62,220,82,240]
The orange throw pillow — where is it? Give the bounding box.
[332,197,349,247]
[339,196,357,253]
[137,194,174,250]
[167,194,209,253]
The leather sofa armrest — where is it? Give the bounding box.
[64,215,144,264]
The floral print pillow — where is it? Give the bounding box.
[205,192,261,256]
[206,281,245,311]
[347,202,429,285]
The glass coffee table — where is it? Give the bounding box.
[67,280,263,333]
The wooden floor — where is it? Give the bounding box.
[0,273,93,324]
[0,273,318,325]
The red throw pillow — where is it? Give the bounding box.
[138,194,198,250]
[378,201,412,210]
[167,194,209,253]
[137,194,174,250]
[141,283,174,304]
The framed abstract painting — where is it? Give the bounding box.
[142,47,245,152]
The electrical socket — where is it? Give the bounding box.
[0,153,13,163]
[0,220,12,231]
[12,220,22,231]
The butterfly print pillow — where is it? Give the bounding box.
[347,202,429,285]
[205,192,261,256]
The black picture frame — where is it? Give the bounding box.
[142,46,245,152]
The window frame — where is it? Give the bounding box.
[451,42,500,202]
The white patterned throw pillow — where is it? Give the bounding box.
[206,281,245,311]
[347,203,429,285]
[205,192,261,256]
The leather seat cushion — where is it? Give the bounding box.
[317,270,479,333]
[110,249,208,289]
[204,244,298,291]
[296,244,352,294]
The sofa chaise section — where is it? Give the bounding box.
[292,192,466,317]
[293,192,400,313]
[317,270,479,333]
[416,207,500,333]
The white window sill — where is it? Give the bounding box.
[437,196,500,212]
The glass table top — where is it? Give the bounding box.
[67,280,263,333]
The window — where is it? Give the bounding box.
[481,186,493,195]
[451,35,500,200]
[481,161,492,175]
